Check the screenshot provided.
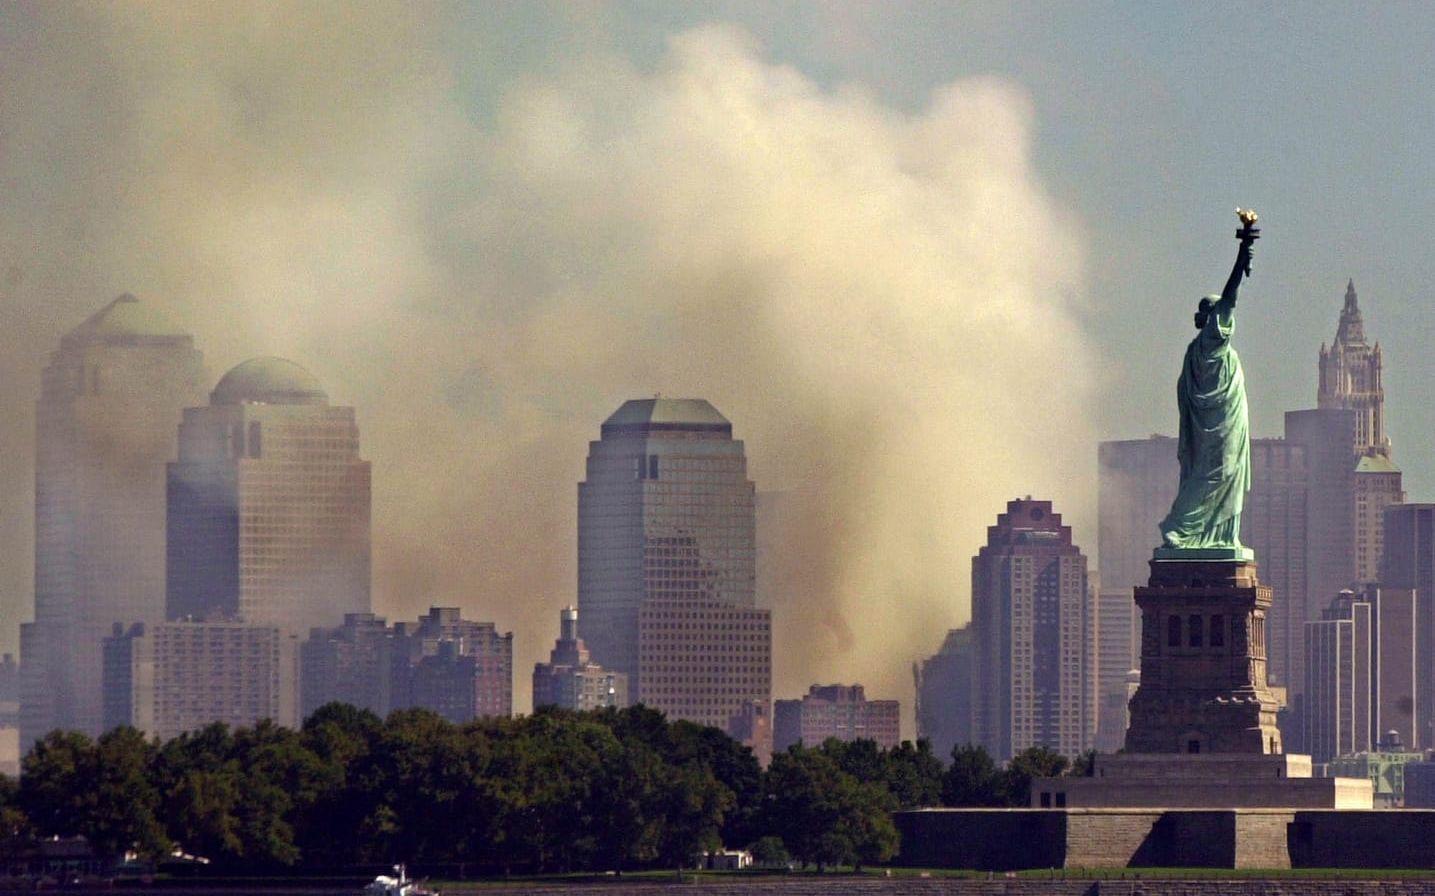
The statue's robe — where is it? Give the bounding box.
[1159,294,1250,548]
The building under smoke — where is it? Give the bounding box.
[21,295,206,747]
[577,398,770,747]
[166,357,371,638]
[913,626,975,760]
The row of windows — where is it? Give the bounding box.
[1166,614,1229,649]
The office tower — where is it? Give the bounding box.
[1318,280,1389,458]
[532,607,628,712]
[913,626,975,760]
[22,294,206,746]
[972,498,1094,761]
[1244,438,1309,694]
[1381,503,1434,746]
[391,607,512,722]
[577,398,770,744]
[102,619,297,741]
[1285,407,1357,675]
[773,685,901,752]
[1303,591,1374,763]
[1354,456,1403,584]
[166,357,371,637]
[1370,586,1419,750]
[299,613,394,719]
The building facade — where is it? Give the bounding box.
[392,607,513,722]
[22,295,206,745]
[102,619,296,741]
[913,626,975,760]
[577,399,770,747]
[1381,503,1434,747]
[972,498,1094,761]
[1244,438,1309,695]
[532,607,628,712]
[1304,591,1374,763]
[773,684,901,752]
[299,612,394,719]
[1354,454,1404,584]
[166,357,370,638]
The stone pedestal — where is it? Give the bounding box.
[1124,558,1283,754]
[1032,555,1371,811]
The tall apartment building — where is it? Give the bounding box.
[299,612,394,719]
[773,684,901,752]
[392,607,513,722]
[298,607,513,723]
[972,498,1094,761]
[913,626,975,760]
[1381,504,1434,747]
[102,619,297,741]
[1304,591,1374,763]
[577,399,770,746]
[22,294,206,746]
[166,357,371,637]
[532,607,628,712]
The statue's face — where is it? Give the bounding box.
[1194,312,1205,329]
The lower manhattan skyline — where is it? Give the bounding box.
[7,4,1435,735]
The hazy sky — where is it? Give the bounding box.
[3,3,1433,722]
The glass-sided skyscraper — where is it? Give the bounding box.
[23,294,206,746]
[578,399,769,741]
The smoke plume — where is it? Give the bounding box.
[0,5,1095,722]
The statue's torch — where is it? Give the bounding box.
[1236,208,1259,276]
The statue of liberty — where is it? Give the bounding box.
[1158,209,1260,555]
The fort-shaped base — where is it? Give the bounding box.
[1031,752,1372,809]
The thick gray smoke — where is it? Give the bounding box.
[0,5,1096,721]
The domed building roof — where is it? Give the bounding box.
[64,293,187,345]
[211,357,328,406]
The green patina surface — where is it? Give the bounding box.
[1158,221,1260,556]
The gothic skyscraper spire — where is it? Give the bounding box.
[1318,279,1389,457]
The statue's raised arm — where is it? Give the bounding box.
[1220,208,1260,306]
[1156,209,1260,558]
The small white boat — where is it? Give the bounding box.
[363,864,437,896]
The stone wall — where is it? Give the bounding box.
[898,808,1435,870]
[429,879,1435,895]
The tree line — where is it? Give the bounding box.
[0,704,1089,875]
